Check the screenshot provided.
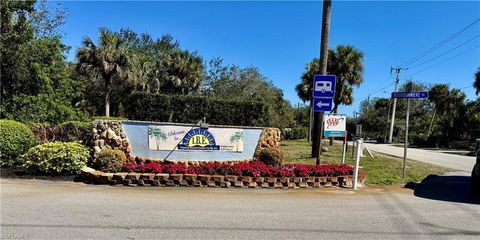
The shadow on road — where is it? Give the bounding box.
[405,174,480,205]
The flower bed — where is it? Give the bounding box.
[81,161,366,188]
[122,161,354,177]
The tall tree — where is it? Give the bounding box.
[162,49,204,94]
[76,28,131,117]
[428,84,467,147]
[474,67,480,95]
[329,45,365,113]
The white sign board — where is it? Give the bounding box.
[148,126,243,152]
[323,114,346,137]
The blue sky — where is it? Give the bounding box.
[58,1,480,116]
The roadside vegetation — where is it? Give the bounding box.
[281,139,451,185]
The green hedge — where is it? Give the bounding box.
[24,142,89,175]
[56,121,93,147]
[0,120,37,167]
[283,127,308,140]
[124,92,269,126]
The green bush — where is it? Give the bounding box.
[0,120,37,167]
[3,94,86,125]
[124,92,269,126]
[94,149,127,172]
[258,147,285,166]
[283,128,308,140]
[24,142,89,175]
[56,121,93,147]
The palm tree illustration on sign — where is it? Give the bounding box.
[148,127,167,150]
[229,131,243,152]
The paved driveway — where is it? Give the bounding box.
[1,179,479,240]
[361,143,476,172]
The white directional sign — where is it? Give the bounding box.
[313,98,333,112]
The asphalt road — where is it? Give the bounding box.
[361,143,476,172]
[1,178,479,240]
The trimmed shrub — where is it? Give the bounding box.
[0,120,37,167]
[283,128,308,140]
[258,147,285,166]
[24,142,89,175]
[124,92,269,126]
[94,149,127,172]
[56,121,93,147]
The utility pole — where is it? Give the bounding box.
[312,0,332,163]
[388,67,406,143]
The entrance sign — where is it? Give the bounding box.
[323,114,346,137]
[313,98,333,112]
[148,126,244,152]
[391,92,428,99]
[313,75,336,98]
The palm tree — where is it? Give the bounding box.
[329,45,365,113]
[162,49,204,94]
[148,127,167,150]
[230,131,243,152]
[474,67,480,95]
[76,28,130,117]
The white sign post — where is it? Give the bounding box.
[353,139,362,190]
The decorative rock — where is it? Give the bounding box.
[298,182,308,188]
[291,177,302,183]
[273,182,283,188]
[140,173,155,180]
[220,181,231,188]
[165,180,175,186]
[261,182,270,188]
[225,175,238,182]
[127,173,141,180]
[233,181,244,187]
[265,177,277,183]
[322,147,329,152]
[137,179,145,186]
[100,130,107,139]
[206,181,217,187]
[192,180,202,187]
[246,182,257,188]
[155,173,169,181]
[253,177,264,183]
[239,176,252,182]
[211,175,224,182]
[279,177,290,183]
[197,174,211,182]
[183,174,197,181]
[178,179,189,186]
[93,146,101,153]
[120,132,126,138]
[106,128,117,139]
[287,182,296,188]
[112,173,128,181]
[170,174,184,181]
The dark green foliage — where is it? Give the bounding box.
[258,147,285,166]
[56,121,93,147]
[283,128,308,140]
[3,94,86,125]
[0,120,37,167]
[124,92,269,126]
[24,142,89,175]
[94,149,127,172]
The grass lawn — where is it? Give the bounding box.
[281,139,451,185]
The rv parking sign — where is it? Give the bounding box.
[312,75,336,112]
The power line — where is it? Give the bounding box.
[357,81,395,102]
[406,44,480,78]
[399,18,480,68]
[407,33,480,69]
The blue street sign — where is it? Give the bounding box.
[391,91,428,99]
[313,75,336,98]
[313,98,333,112]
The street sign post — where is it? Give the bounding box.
[391,91,428,99]
[392,88,428,178]
[312,75,336,165]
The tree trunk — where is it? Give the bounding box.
[312,0,332,164]
[105,81,111,117]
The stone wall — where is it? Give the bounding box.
[92,120,131,157]
[92,120,281,162]
[254,127,281,157]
